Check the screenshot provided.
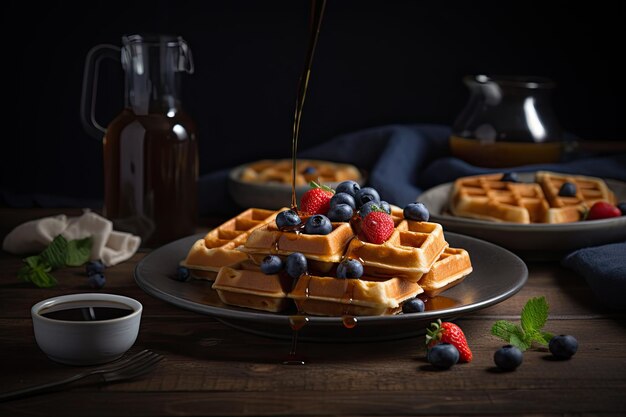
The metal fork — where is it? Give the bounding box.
[0,349,163,402]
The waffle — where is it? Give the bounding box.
[288,274,423,316]
[420,247,473,297]
[212,266,294,312]
[450,173,549,223]
[343,221,447,282]
[240,159,361,186]
[536,171,616,223]
[181,208,277,280]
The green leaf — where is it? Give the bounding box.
[40,235,69,269]
[491,320,529,350]
[520,296,549,334]
[18,257,57,288]
[509,333,531,351]
[66,237,93,266]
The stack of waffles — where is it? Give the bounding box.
[450,171,616,224]
[239,159,361,186]
[182,206,472,316]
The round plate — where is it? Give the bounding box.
[419,173,626,259]
[135,233,527,342]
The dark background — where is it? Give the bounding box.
[2,0,625,204]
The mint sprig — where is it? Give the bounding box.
[18,235,93,288]
[491,296,553,351]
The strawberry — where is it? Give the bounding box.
[300,181,334,215]
[361,211,394,244]
[426,319,473,363]
[586,201,621,220]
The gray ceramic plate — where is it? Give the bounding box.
[135,233,527,342]
[419,173,626,259]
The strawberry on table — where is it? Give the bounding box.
[300,181,334,215]
[426,319,473,363]
[361,210,394,244]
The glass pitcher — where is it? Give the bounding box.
[450,75,563,167]
[81,34,198,246]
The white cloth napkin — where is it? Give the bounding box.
[2,211,141,266]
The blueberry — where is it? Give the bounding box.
[427,343,459,369]
[260,255,283,274]
[276,209,301,230]
[303,166,316,175]
[336,259,364,279]
[494,345,523,371]
[404,202,430,222]
[379,201,391,214]
[549,335,578,359]
[402,297,425,313]
[85,260,105,276]
[558,182,577,197]
[501,172,519,182]
[355,187,380,207]
[335,180,361,197]
[173,266,191,282]
[618,202,626,216]
[285,252,307,278]
[359,201,383,218]
[304,214,333,235]
[330,192,356,210]
[327,204,353,222]
[88,273,106,289]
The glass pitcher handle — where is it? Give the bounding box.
[80,44,121,141]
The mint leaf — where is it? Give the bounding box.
[66,237,93,266]
[528,330,551,346]
[521,296,549,334]
[18,256,57,288]
[40,235,69,269]
[510,333,531,351]
[491,320,530,351]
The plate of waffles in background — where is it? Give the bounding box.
[419,171,626,259]
[228,159,365,210]
[135,206,527,342]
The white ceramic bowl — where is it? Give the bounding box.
[31,293,142,366]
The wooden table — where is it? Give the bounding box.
[1,208,625,416]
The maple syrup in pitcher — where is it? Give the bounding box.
[82,34,198,246]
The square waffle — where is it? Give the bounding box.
[536,171,616,223]
[420,247,473,297]
[450,173,550,223]
[181,208,277,280]
[288,274,423,316]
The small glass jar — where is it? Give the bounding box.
[450,75,563,167]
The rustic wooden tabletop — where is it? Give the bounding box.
[1,208,625,416]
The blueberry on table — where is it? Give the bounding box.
[85,260,105,276]
[355,187,380,207]
[330,192,356,210]
[427,343,459,369]
[327,204,353,222]
[494,345,523,371]
[304,214,333,235]
[335,180,361,197]
[276,209,301,229]
[549,335,578,359]
[501,172,519,182]
[402,297,425,313]
[558,182,577,197]
[285,253,307,279]
[261,255,283,274]
[404,202,430,222]
[336,259,364,279]
[88,273,106,289]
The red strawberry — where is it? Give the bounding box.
[586,201,621,220]
[300,181,334,215]
[361,211,394,244]
[426,319,473,363]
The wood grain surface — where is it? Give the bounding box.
[1,209,625,416]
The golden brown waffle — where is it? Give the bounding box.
[450,174,550,223]
[420,247,473,297]
[288,274,423,316]
[344,221,447,282]
[181,208,277,280]
[536,171,616,223]
[212,266,294,313]
[239,159,361,186]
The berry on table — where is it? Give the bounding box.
[549,335,578,359]
[304,214,333,235]
[276,209,301,230]
[558,182,577,197]
[335,180,361,197]
[336,259,364,279]
[285,252,307,279]
[427,343,459,369]
[404,202,430,222]
[586,201,621,220]
[173,266,191,282]
[86,260,105,276]
[260,255,283,274]
[494,345,523,371]
[426,319,473,363]
[402,297,425,313]
[88,273,106,289]
[327,204,353,222]
[300,181,334,215]
[361,211,394,244]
